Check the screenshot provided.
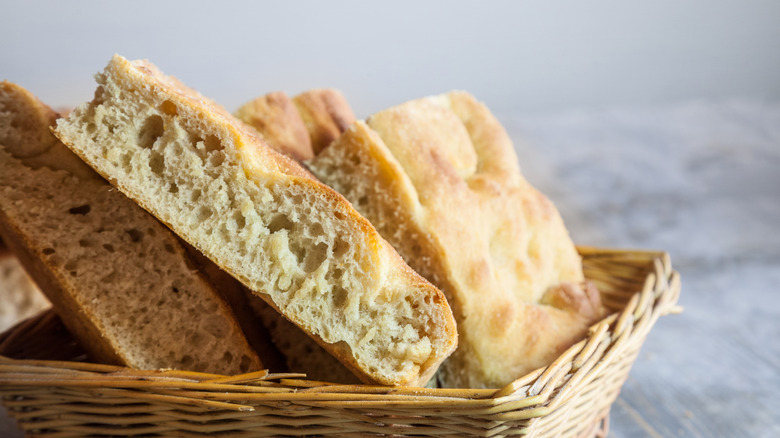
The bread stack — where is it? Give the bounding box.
[1,54,603,389]
[0,81,261,374]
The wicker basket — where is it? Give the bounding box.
[0,247,680,437]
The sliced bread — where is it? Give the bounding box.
[54,55,457,386]
[0,81,262,374]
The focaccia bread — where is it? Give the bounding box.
[309,91,603,388]
[0,241,50,332]
[0,81,262,374]
[54,55,458,386]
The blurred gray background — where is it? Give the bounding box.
[2,1,779,437]
[1,0,779,115]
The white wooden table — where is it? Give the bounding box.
[3,101,778,437]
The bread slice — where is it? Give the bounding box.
[54,55,457,386]
[0,81,262,374]
[0,242,50,332]
[308,91,604,388]
[236,88,365,382]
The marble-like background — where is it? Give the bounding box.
[503,101,780,437]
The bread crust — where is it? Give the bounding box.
[234,91,314,161]
[292,89,356,154]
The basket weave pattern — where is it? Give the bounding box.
[0,247,680,437]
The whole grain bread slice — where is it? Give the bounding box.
[0,241,50,332]
[0,81,262,374]
[54,55,457,386]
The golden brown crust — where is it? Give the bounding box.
[293,89,356,154]
[234,91,314,161]
[311,91,603,388]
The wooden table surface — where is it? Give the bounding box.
[2,100,778,437]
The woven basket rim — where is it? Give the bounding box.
[0,246,681,436]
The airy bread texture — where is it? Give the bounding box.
[0,81,261,374]
[0,243,50,332]
[54,55,457,386]
[236,88,362,382]
[309,91,603,388]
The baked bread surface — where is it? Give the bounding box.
[54,55,457,386]
[0,81,261,374]
[309,91,603,388]
[0,243,50,332]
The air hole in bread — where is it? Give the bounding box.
[64,260,77,271]
[102,243,115,253]
[304,242,328,273]
[163,243,174,254]
[204,135,221,153]
[68,204,91,215]
[209,150,226,167]
[168,182,179,194]
[332,285,347,308]
[268,214,294,233]
[333,211,345,220]
[190,188,202,203]
[138,115,164,149]
[42,248,55,255]
[232,211,246,230]
[126,228,144,243]
[78,238,94,248]
[121,152,132,171]
[197,206,213,222]
[160,100,178,116]
[333,239,350,258]
[149,151,165,175]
